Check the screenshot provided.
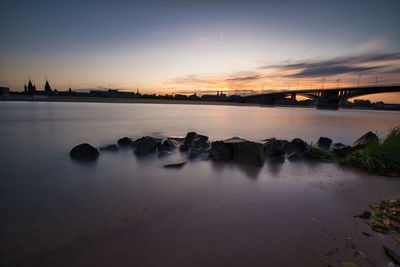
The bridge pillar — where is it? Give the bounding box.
[317,90,339,110]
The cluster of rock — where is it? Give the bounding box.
[69,131,378,167]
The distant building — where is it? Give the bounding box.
[0,87,10,96]
[44,81,52,95]
[27,80,36,94]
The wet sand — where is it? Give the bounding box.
[2,159,399,267]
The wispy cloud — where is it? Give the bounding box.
[260,52,400,78]
[165,52,400,93]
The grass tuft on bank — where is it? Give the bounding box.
[340,127,400,176]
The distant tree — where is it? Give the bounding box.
[44,81,52,95]
[68,88,72,92]
[24,85,27,93]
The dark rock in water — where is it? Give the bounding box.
[287,151,303,161]
[264,138,286,159]
[354,210,371,219]
[183,132,208,145]
[285,138,308,154]
[158,139,179,151]
[164,161,187,168]
[232,141,265,166]
[210,137,265,166]
[132,136,162,155]
[158,151,172,158]
[316,137,332,150]
[352,131,378,149]
[100,144,119,152]
[117,137,133,147]
[209,141,231,160]
[193,152,210,160]
[180,132,209,156]
[332,143,353,157]
[70,143,99,161]
[188,146,206,159]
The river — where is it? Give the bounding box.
[0,101,399,266]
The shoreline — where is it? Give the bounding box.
[0,95,317,109]
[2,95,400,111]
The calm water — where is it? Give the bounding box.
[1,101,399,266]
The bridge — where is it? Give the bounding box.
[242,85,400,109]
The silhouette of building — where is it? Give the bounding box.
[27,80,36,94]
[44,81,52,95]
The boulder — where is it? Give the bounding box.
[70,143,99,161]
[132,136,162,155]
[158,151,172,158]
[158,139,179,151]
[264,138,286,159]
[209,141,232,160]
[232,141,266,166]
[352,131,378,149]
[179,132,209,155]
[164,161,187,168]
[210,137,266,166]
[316,137,332,150]
[99,144,119,152]
[285,138,308,154]
[117,137,133,147]
[332,143,353,157]
[287,151,303,161]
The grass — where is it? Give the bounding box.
[306,145,335,162]
[340,127,400,176]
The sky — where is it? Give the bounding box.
[1,0,400,102]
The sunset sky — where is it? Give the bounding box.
[1,0,400,101]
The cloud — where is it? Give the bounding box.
[358,37,389,53]
[165,52,400,93]
[260,52,400,78]
[286,65,381,78]
[225,73,263,81]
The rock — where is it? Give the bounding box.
[352,131,378,149]
[210,137,265,166]
[232,141,266,166]
[99,144,119,152]
[332,143,353,157]
[164,161,187,168]
[179,132,209,155]
[287,151,303,161]
[193,152,210,160]
[158,139,179,151]
[132,136,162,155]
[117,137,133,147]
[70,143,99,161]
[264,138,286,159]
[158,151,172,158]
[209,141,231,160]
[354,211,371,219]
[317,137,332,150]
[183,132,208,145]
[285,138,308,154]
[188,147,206,159]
